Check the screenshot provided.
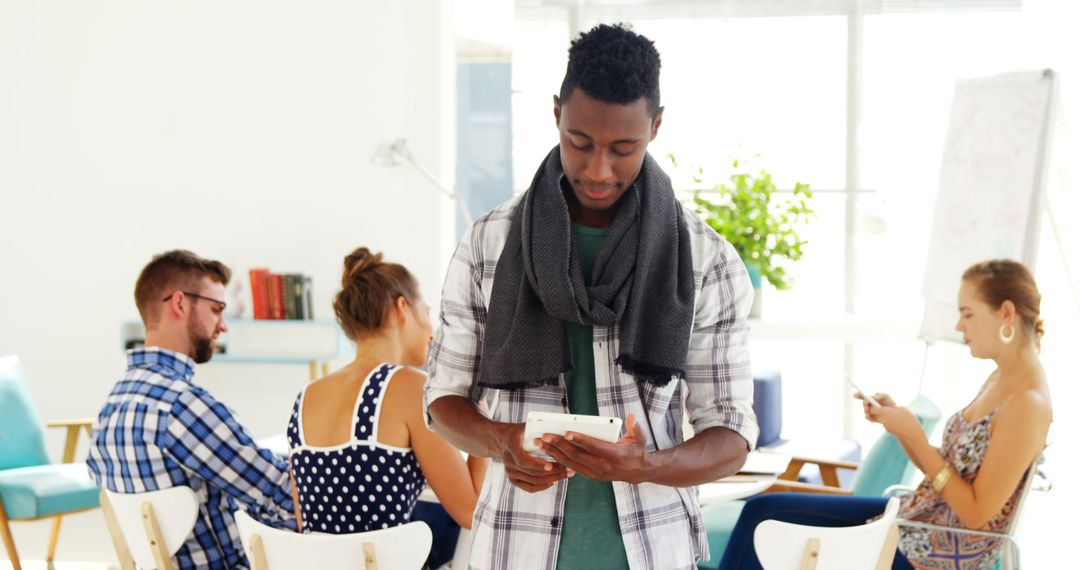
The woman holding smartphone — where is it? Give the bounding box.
[284,248,487,561]
[720,259,1052,570]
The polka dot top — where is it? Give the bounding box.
[287,364,426,534]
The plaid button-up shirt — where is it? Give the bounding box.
[86,348,295,569]
[425,195,758,570]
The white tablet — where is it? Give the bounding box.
[522,412,623,457]
[846,376,881,408]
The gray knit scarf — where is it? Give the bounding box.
[477,146,695,390]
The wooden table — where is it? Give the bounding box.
[698,473,780,504]
[698,451,792,505]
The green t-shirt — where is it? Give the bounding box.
[555,223,630,570]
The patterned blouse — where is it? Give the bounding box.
[287,364,426,534]
[897,405,1028,569]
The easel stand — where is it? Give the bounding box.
[1044,199,1080,310]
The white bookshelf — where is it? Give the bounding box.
[121,318,350,380]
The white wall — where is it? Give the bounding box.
[0,0,456,456]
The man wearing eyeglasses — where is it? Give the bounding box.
[87,250,295,569]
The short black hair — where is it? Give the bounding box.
[559,23,661,117]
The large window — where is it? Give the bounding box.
[858,5,1080,428]
[508,3,1079,504]
[512,13,860,441]
[513,16,849,318]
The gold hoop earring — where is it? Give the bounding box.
[999,324,1015,344]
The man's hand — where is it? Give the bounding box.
[537,414,652,484]
[499,423,574,493]
[427,397,571,493]
[430,396,748,489]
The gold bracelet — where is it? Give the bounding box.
[932,464,954,493]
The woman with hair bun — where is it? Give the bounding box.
[284,248,487,556]
[720,259,1052,569]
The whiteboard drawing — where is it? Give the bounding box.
[920,70,1055,342]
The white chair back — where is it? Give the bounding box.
[755,497,900,570]
[1002,453,1044,538]
[104,487,199,570]
[234,510,432,570]
[995,452,1047,570]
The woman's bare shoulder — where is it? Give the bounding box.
[383,367,427,406]
[391,365,427,385]
[997,386,1052,430]
[302,366,370,409]
[304,368,348,395]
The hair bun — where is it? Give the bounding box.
[343,247,383,286]
[334,248,420,341]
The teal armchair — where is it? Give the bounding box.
[699,395,942,570]
[0,355,100,570]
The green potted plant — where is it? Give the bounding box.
[669,155,814,318]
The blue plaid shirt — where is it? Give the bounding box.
[86,348,295,569]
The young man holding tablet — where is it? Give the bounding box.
[425,24,758,569]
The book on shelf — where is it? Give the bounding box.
[249,268,315,320]
[286,273,306,320]
[248,268,270,319]
[268,274,285,320]
[281,274,295,320]
[303,276,314,320]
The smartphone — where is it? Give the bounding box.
[522,412,623,458]
[845,377,882,408]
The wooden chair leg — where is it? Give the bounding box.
[60,425,82,464]
[46,515,63,561]
[250,534,269,570]
[99,491,136,570]
[799,537,820,570]
[42,423,83,563]
[820,465,841,488]
[876,523,900,570]
[141,502,175,570]
[0,497,22,570]
[363,542,378,570]
[779,459,806,482]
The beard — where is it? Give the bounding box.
[187,317,216,364]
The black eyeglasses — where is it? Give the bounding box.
[162,291,227,312]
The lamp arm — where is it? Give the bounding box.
[374,138,474,225]
[405,153,456,199]
[403,152,473,226]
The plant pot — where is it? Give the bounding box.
[744,263,763,319]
